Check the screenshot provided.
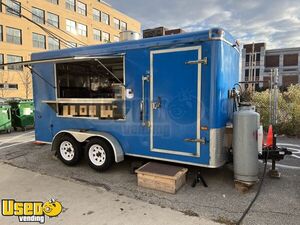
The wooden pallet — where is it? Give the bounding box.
[135,162,188,194]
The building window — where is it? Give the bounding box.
[256,53,261,62]
[32,33,46,49]
[47,0,59,5]
[47,12,59,28]
[284,54,298,67]
[282,75,299,87]
[48,36,60,50]
[245,69,249,77]
[67,42,77,48]
[6,27,22,45]
[6,0,21,16]
[66,19,76,34]
[101,12,110,25]
[120,21,127,31]
[265,55,280,68]
[256,69,260,76]
[65,0,75,11]
[113,18,120,30]
[114,36,120,42]
[9,84,18,89]
[32,7,45,24]
[0,25,3,42]
[245,54,250,63]
[102,32,110,43]
[77,1,86,16]
[0,83,19,90]
[7,55,23,71]
[93,29,101,41]
[0,54,4,70]
[93,9,101,22]
[77,23,87,37]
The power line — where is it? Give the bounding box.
[1,1,71,48]
[0,1,81,48]
[26,0,123,41]
[26,66,56,89]
[14,0,87,46]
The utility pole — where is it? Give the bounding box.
[248,42,256,92]
[269,68,279,126]
[273,68,279,126]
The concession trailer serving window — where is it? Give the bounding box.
[54,57,125,120]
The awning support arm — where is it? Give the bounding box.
[94,59,125,87]
[26,66,56,89]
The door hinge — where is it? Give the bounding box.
[185,57,208,65]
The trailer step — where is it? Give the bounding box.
[135,162,188,194]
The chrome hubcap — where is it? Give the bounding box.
[89,144,106,166]
[60,141,75,161]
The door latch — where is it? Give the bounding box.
[152,96,161,110]
[185,57,208,65]
[184,138,207,144]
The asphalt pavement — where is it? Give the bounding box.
[0,162,218,225]
[0,130,299,225]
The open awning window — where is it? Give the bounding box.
[56,57,124,99]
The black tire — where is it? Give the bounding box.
[85,138,114,172]
[56,135,81,166]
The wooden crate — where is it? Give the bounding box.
[135,162,188,194]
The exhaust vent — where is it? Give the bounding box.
[120,31,141,42]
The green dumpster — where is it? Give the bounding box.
[0,104,12,133]
[9,100,34,131]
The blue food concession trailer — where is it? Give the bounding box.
[30,28,239,171]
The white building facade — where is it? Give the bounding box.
[241,43,300,89]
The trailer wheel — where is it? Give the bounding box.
[85,138,113,171]
[56,135,81,166]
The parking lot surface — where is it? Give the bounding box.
[0,162,218,225]
[0,130,299,225]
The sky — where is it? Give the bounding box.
[105,0,300,49]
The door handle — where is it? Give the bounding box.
[141,75,150,126]
[184,138,207,144]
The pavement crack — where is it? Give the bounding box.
[70,176,111,191]
[6,153,28,160]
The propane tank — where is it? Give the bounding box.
[233,105,260,183]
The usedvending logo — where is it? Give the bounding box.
[1,199,62,224]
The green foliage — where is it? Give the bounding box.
[251,84,300,136]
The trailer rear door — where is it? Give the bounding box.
[150,46,202,157]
